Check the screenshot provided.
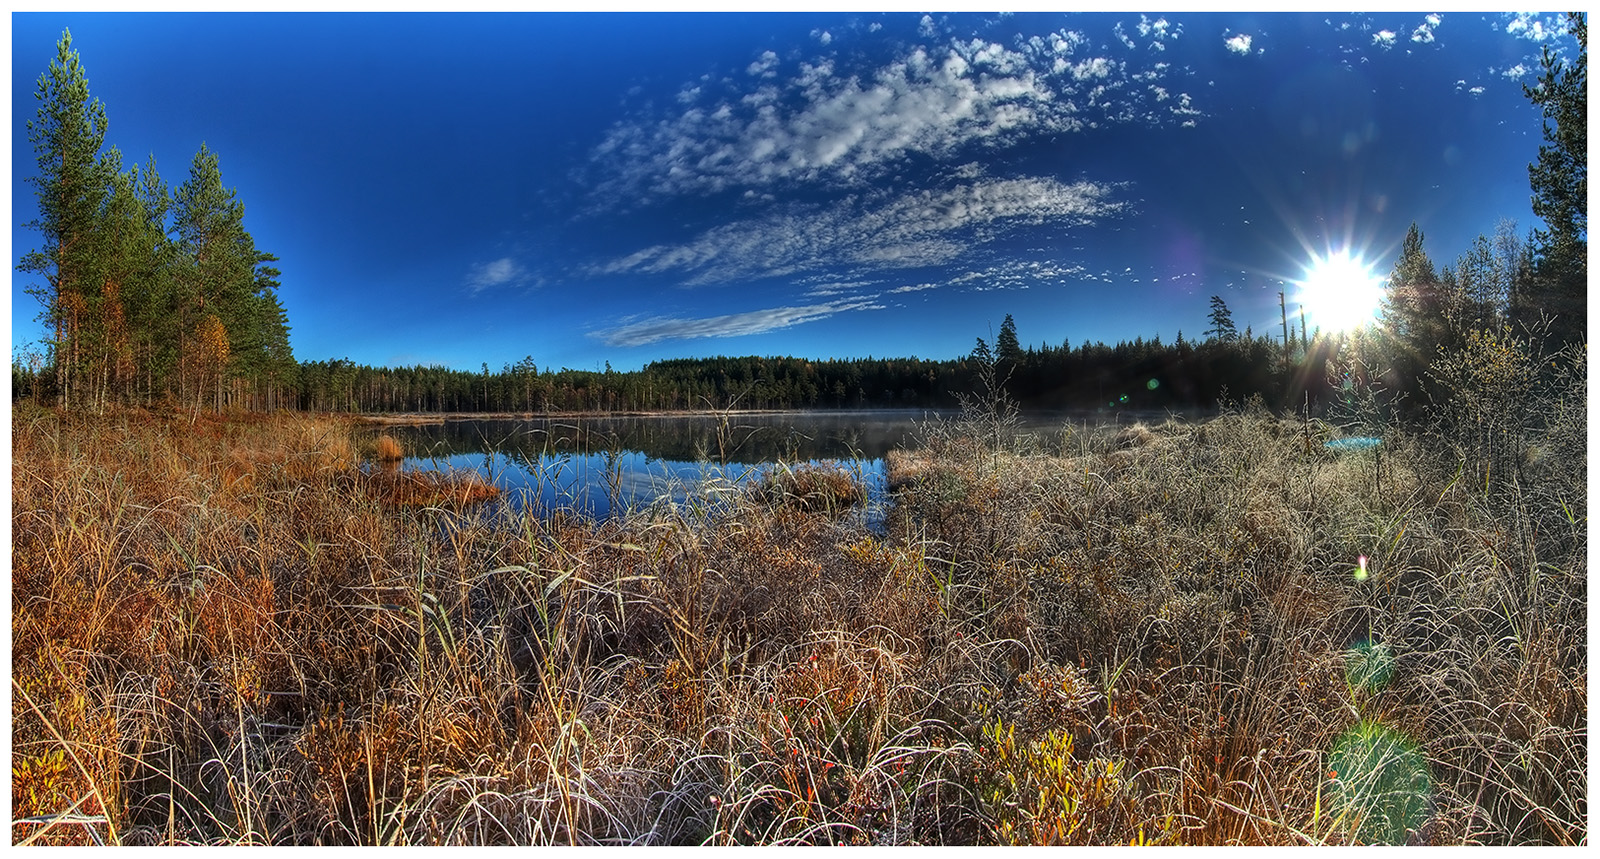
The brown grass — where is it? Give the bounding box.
[9,394,1585,845]
[373,434,405,463]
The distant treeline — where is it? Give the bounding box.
[237,331,1334,415]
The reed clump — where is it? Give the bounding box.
[756,461,866,514]
[10,393,1584,845]
[373,434,405,463]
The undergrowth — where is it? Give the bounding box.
[9,392,1585,844]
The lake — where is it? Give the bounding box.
[375,408,1185,522]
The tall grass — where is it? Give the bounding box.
[10,391,1585,844]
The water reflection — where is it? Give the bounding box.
[388,410,937,464]
[380,411,929,522]
[377,409,1189,522]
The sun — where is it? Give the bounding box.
[1296,251,1386,334]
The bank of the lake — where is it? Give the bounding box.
[11,403,1584,845]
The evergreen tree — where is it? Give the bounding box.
[1450,233,1501,333]
[1381,223,1454,411]
[1204,295,1238,342]
[1522,12,1587,346]
[972,336,993,365]
[171,143,290,409]
[17,28,111,408]
[995,314,1022,365]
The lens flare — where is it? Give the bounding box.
[1326,719,1433,844]
[1344,637,1392,692]
[1298,251,1386,333]
[1354,554,1369,582]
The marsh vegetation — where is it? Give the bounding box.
[11,356,1585,844]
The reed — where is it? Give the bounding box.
[373,434,405,463]
[10,397,1584,845]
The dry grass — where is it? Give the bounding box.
[9,396,1585,845]
[373,434,405,463]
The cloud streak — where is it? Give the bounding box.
[598,177,1126,285]
[596,299,883,347]
[466,257,527,293]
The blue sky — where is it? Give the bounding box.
[9,11,1579,373]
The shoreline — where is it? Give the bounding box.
[352,405,1207,427]
[351,407,950,426]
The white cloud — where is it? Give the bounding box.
[889,282,938,294]
[748,50,778,76]
[1113,22,1136,50]
[1224,33,1253,55]
[1468,86,1485,96]
[1411,13,1442,44]
[1505,12,1563,42]
[1500,63,1532,80]
[596,299,882,347]
[813,29,832,46]
[1069,56,1116,80]
[599,177,1125,285]
[918,14,937,38]
[1372,30,1397,49]
[466,257,526,293]
[1139,15,1173,41]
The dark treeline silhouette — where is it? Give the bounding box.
[221,334,1338,415]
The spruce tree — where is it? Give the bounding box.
[995,314,1022,365]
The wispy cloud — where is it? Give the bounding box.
[465,257,527,293]
[598,177,1126,285]
[592,44,1051,200]
[588,24,1198,204]
[596,299,883,347]
[948,259,1089,290]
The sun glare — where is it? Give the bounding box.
[1297,251,1386,334]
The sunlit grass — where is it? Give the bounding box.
[10,395,1584,844]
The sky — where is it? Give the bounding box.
[8,9,1582,373]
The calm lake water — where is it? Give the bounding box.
[377,409,1182,521]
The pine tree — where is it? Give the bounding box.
[1522,12,1587,346]
[1204,295,1237,342]
[17,29,111,408]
